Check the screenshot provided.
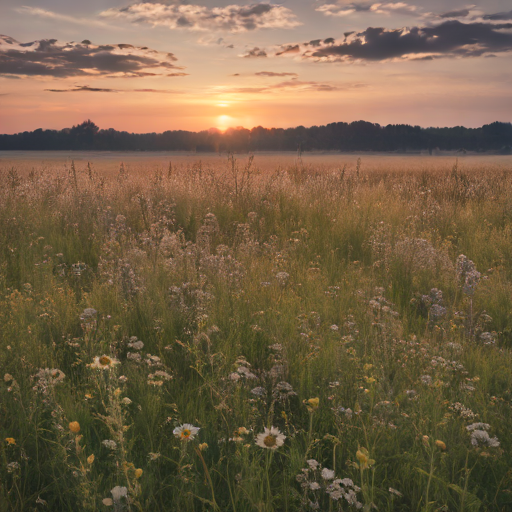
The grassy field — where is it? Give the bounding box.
[1,154,512,511]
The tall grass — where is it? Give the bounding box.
[1,156,512,511]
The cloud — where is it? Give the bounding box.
[0,35,184,78]
[439,9,471,19]
[276,44,301,56]
[483,10,512,21]
[45,85,181,94]
[317,2,419,17]
[46,85,118,92]
[16,6,115,29]
[242,47,267,58]
[217,80,366,94]
[255,71,298,77]
[285,20,512,63]
[100,3,301,32]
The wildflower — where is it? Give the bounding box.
[422,435,430,446]
[90,355,120,370]
[87,454,95,464]
[4,373,13,382]
[127,337,144,350]
[309,482,321,490]
[80,308,97,321]
[122,397,132,405]
[149,452,161,461]
[111,486,128,502]
[7,462,20,473]
[468,429,500,448]
[356,447,374,469]
[5,437,16,445]
[305,397,319,412]
[135,468,143,478]
[307,459,320,470]
[69,421,81,434]
[275,272,290,284]
[199,443,208,451]
[420,375,432,386]
[173,423,200,441]
[251,386,266,397]
[118,375,128,383]
[255,426,286,450]
[102,439,117,450]
[435,440,447,451]
[321,468,335,480]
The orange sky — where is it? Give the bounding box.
[1,0,511,133]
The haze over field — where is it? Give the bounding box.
[1,0,512,133]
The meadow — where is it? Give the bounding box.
[1,153,512,511]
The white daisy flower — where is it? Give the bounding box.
[255,426,286,450]
[90,355,119,370]
[173,423,200,441]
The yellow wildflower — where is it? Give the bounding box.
[69,421,81,434]
[5,438,16,445]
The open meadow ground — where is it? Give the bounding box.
[1,153,512,511]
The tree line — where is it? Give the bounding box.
[1,119,511,153]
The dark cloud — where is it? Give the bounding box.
[46,85,118,92]
[242,47,267,58]
[45,85,180,94]
[302,21,512,62]
[483,10,512,21]
[255,71,298,77]
[0,35,184,79]
[439,9,470,19]
[100,3,300,32]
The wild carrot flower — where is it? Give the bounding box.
[255,427,286,450]
[321,468,335,480]
[173,423,200,441]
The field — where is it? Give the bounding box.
[1,152,512,511]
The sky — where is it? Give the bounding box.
[0,0,511,134]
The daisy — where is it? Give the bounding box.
[173,423,200,441]
[255,427,286,450]
[90,355,120,370]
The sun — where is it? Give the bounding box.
[217,114,233,131]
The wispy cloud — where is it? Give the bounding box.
[100,3,301,32]
[0,35,184,79]
[16,6,117,29]
[215,79,366,94]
